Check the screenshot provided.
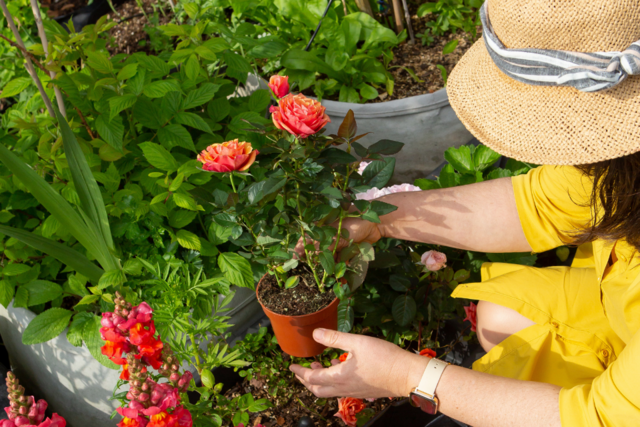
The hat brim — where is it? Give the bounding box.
[447,38,640,165]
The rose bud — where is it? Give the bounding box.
[268,75,290,99]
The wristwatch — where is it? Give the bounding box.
[409,357,449,414]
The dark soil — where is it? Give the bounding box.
[41,0,87,18]
[105,0,173,55]
[224,374,390,427]
[258,267,336,316]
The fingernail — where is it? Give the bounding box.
[313,328,325,341]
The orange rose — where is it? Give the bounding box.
[268,75,289,99]
[334,397,365,427]
[463,302,478,332]
[419,348,436,358]
[270,94,330,139]
[339,352,349,362]
[197,139,258,173]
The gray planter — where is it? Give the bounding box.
[321,89,473,184]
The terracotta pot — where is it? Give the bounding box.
[256,276,339,357]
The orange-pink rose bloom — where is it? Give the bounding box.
[463,302,478,332]
[268,75,289,99]
[269,94,330,139]
[197,139,258,173]
[334,397,365,427]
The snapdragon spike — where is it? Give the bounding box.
[2,372,66,427]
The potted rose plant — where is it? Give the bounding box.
[196,76,406,357]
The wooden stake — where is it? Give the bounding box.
[391,0,404,33]
[354,0,374,17]
[401,0,415,44]
[29,0,66,117]
[0,0,55,118]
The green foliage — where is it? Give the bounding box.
[417,0,482,44]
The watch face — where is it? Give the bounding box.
[410,393,438,415]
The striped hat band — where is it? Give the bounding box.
[481,1,640,92]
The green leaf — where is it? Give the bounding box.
[486,252,537,266]
[392,295,416,326]
[182,83,220,110]
[133,97,163,129]
[174,112,212,134]
[282,49,346,81]
[168,210,197,228]
[444,145,473,174]
[369,200,398,216]
[337,299,354,332]
[57,110,116,267]
[0,225,104,283]
[358,242,375,262]
[158,124,195,152]
[67,275,90,297]
[320,148,357,165]
[284,276,299,289]
[85,51,113,74]
[108,94,137,121]
[184,54,201,80]
[389,274,411,292]
[247,177,287,205]
[23,280,63,306]
[98,269,126,289]
[143,80,181,99]
[473,145,502,172]
[221,52,252,84]
[248,89,272,113]
[67,312,92,347]
[318,251,335,275]
[82,314,119,369]
[117,63,138,80]
[13,287,28,308]
[363,158,395,188]
[207,98,231,123]
[248,40,288,58]
[1,77,31,98]
[414,178,441,190]
[139,142,179,171]
[358,83,378,100]
[172,193,200,211]
[2,264,31,276]
[443,39,459,55]
[338,110,357,140]
[0,280,15,308]
[218,252,254,288]
[95,115,124,151]
[22,308,73,345]
[438,164,460,188]
[176,229,201,250]
[368,139,404,155]
[75,294,101,306]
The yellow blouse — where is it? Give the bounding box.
[513,165,640,426]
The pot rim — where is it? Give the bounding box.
[255,275,339,320]
[318,88,449,118]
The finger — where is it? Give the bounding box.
[310,361,323,369]
[306,384,339,398]
[289,364,333,386]
[331,359,340,366]
[313,328,356,351]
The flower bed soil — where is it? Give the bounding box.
[105,0,173,55]
[41,0,88,18]
[258,267,336,316]
[224,372,390,427]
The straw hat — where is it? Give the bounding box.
[447,0,640,165]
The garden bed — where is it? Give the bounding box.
[105,0,173,55]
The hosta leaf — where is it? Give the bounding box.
[22,308,73,345]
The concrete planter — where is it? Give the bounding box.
[321,89,473,184]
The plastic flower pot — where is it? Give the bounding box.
[256,275,339,357]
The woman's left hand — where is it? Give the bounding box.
[289,329,429,399]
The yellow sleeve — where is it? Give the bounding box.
[559,330,640,426]
[511,165,592,253]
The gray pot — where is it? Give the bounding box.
[321,89,473,184]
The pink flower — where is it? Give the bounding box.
[0,420,16,427]
[357,161,370,175]
[355,187,385,201]
[463,302,478,332]
[421,250,447,271]
[173,407,192,427]
[118,415,149,427]
[270,94,330,139]
[355,183,421,201]
[334,397,365,427]
[384,184,421,194]
[177,372,192,392]
[197,140,259,173]
[38,414,66,427]
[28,398,47,424]
[268,75,289,99]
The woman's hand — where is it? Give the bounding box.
[289,329,428,399]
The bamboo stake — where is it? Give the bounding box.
[29,0,66,117]
[0,0,55,118]
[354,0,374,17]
[401,0,415,44]
[391,0,404,33]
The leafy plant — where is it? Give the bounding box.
[417,0,482,45]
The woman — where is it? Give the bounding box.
[290,1,640,426]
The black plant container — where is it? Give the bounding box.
[54,0,127,32]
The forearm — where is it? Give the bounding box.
[374,177,531,252]
[403,356,561,427]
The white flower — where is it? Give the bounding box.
[355,187,385,201]
[357,161,371,175]
[354,183,421,201]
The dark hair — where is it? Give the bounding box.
[573,152,640,250]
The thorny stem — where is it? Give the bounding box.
[295,180,322,291]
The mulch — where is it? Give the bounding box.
[105,0,173,55]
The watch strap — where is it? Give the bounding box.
[415,357,448,398]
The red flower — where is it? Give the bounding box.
[197,140,258,173]
[129,322,156,346]
[101,341,129,365]
[270,94,330,139]
[463,302,477,332]
[173,407,193,427]
[334,397,365,427]
[118,416,149,427]
[148,411,177,427]
[36,414,67,427]
[419,348,436,358]
[268,75,289,99]
[339,353,349,363]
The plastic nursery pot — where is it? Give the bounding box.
[256,275,339,358]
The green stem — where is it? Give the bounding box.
[229,173,237,193]
[295,181,322,290]
[189,333,202,373]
